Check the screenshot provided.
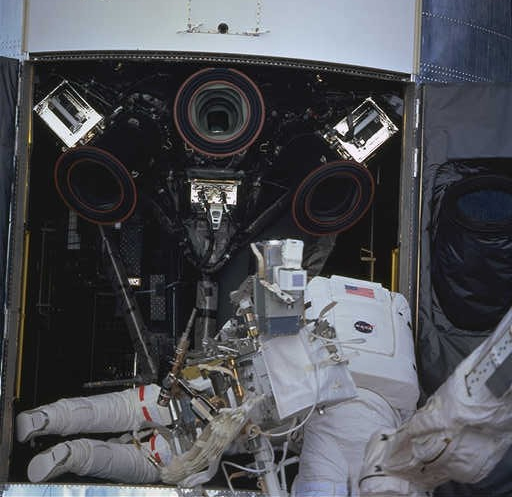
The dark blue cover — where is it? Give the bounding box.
[420,84,512,496]
[420,0,512,83]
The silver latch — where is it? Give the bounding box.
[189,178,240,230]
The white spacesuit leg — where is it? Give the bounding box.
[27,433,173,483]
[361,306,512,490]
[291,388,402,497]
[16,384,171,442]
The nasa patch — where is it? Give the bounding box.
[354,321,374,334]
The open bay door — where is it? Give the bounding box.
[0,0,422,493]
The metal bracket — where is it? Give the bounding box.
[33,81,103,148]
[179,0,269,36]
[360,247,376,282]
[259,279,296,305]
[190,178,240,230]
[465,325,512,397]
[322,97,398,163]
[98,226,157,382]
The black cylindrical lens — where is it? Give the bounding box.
[174,68,265,157]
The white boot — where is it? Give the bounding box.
[16,409,50,443]
[27,441,71,482]
[16,384,171,442]
[27,434,172,483]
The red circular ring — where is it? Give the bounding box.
[54,146,138,225]
[291,160,375,236]
[304,171,363,226]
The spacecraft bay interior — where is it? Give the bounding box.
[8,58,408,486]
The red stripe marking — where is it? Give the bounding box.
[139,385,144,402]
[150,436,162,463]
[142,406,152,421]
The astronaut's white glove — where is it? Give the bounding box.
[178,456,222,487]
[160,395,263,484]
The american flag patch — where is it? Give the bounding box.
[345,284,375,299]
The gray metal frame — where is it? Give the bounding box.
[399,84,422,320]
[24,0,418,76]
[0,62,33,482]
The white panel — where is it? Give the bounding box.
[25,0,417,75]
[0,0,25,58]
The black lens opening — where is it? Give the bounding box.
[194,88,245,140]
[309,176,358,219]
[206,109,230,133]
[70,160,122,211]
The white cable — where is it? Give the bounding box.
[221,460,268,475]
[279,441,289,469]
[221,461,237,493]
[279,455,300,492]
[216,344,239,354]
[261,402,316,438]
[262,432,276,465]
[222,461,263,493]
[278,440,289,492]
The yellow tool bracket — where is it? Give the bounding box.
[391,247,399,293]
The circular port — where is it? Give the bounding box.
[292,160,375,235]
[174,68,265,157]
[55,146,137,225]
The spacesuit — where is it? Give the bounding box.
[18,276,512,495]
[16,384,174,483]
[360,304,512,491]
[291,275,427,497]
[16,274,426,495]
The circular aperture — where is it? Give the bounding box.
[457,190,512,224]
[68,159,123,212]
[445,175,512,231]
[174,68,265,157]
[444,175,512,232]
[55,146,137,224]
[292,161,375,236]
[192,85,248,140]
[307,175,360,221]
